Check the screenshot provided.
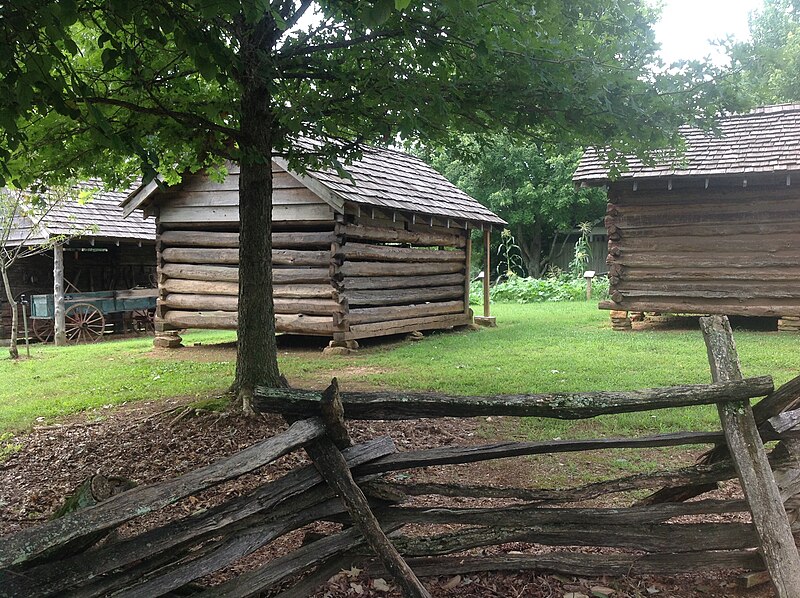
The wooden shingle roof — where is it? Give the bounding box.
[574,104,800,183]
[305,145,506,226]
[6,181,155,246]
[123,144,506,228]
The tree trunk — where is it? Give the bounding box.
[515,222,541,278]
[233,22,283,412]
[1,265,19,359]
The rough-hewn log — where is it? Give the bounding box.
[0,419,325,569]
[343,223,466,248]
[199,526,382,598]
[162,247,239,264]
[163,294,342,315]
[305,437,431,598]
[341,261,464,277]
[753,374,800,425]
[344,286,464,306]
[254,377,774,420]
[116,499,348,598]
[271,249,331,267]
[272,284,337,299]
[163,310,238,329]
[341,273,465,291]
[163,279,240,296]
[374,499,746,527]
[160,230,336,248]
[599,299,800,317]
[162,280,335,299]
[347,301,464,325]
[346,313,471,340]
[10,437,396,598]
[372,551,764,579]
[701,315,800,597]
[162,247,329,266]
[371,458,747,503]
[353,431,756,475]
[163,310,336,334]
[339,244,464,263]
[162,263,331,284]
[386,522,757,557]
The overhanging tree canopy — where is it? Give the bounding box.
[0,0,741,400]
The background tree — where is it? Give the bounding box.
[0,1,742,407]
[728,0,800,103]
[422,135,606,277]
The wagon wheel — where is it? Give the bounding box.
[131,308,155,334]
[32,319,55,343]
[65,303,106,344]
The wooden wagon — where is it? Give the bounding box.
[29,288,157,343]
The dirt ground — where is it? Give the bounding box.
[0,389,779,597]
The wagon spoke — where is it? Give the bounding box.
[65,303,106,344]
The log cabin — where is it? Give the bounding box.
[1,182,156,339]
[573,103,800,331]
[121,146,505,347]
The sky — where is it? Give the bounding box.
[653,0,764,64]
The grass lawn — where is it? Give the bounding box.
[1,302,798,437]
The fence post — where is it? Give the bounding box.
[700,315,800,597]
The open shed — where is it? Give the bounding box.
[1,182,156,339]
[574,103,800,331]
[122,146,505,346]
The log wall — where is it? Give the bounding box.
[601,181,800,317]
[335,207,472,341]
[154,166,476,339]
[155,163,341,336]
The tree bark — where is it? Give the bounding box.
[1,264,19,358]
[515,222,541,277]
[233,18,283,412]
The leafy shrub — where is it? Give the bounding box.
[470,274,609,305]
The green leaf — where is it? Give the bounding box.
[395,0,412,9]
[363,0,394,28]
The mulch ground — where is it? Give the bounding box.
[0,395,777,598]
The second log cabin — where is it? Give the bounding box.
[122,146,505,346]
[574,103,800,331]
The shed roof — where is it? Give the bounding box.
[123,144,506,227]
[574,103,800,183]
[5,180,155,246]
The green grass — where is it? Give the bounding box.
[1,303,798,437]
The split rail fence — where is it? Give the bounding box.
[2,315,800,597]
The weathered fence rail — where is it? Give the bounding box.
[2,315,800,597]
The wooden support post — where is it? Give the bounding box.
[483,229,490,318]
[303,380,431,598]
[474,229,496,327]
[700,315,800,597]
[53,243,66,346]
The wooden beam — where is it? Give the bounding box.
[53,243,66,346]
[701,315,800,597]
[483,229,490,318]
[302,381,431,598]
[253,377,774,420]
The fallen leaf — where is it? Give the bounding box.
[563,593,589,598]
[350,582,364,595]
[591,586,616,597]
[372,578,391,592]
[442,575,462,589]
